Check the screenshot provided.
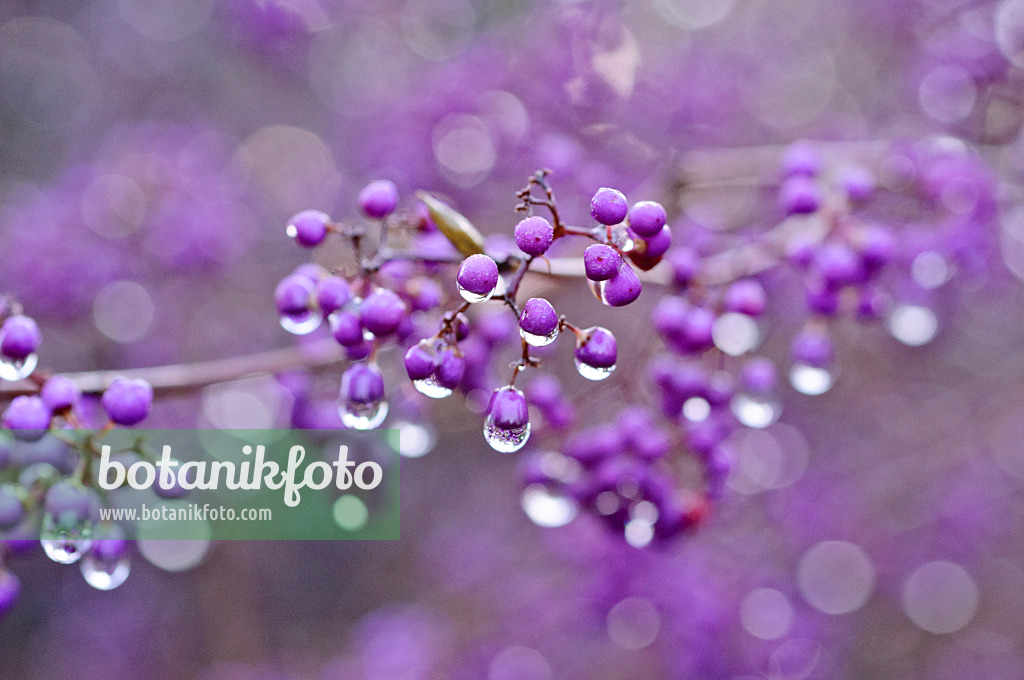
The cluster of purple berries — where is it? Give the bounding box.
[0,303,159,612]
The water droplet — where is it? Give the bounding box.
[457,282,496,304]
[412,376,453,399]
[789,363,834,396]
[339,399,389,430]
[574,357,615,381]
[521,484,577,527]
[484,416,531,452]
[279,310,322,335]
[81,552,130,590]
[520,327,559,347]
[624,518,655,548]
[887,305,938,346]
[389,421,436,458]
[731,394,780,428]
[0,353,38,381]
[682,396,711,422]
[712,313,760,356]
[40,514,93,565]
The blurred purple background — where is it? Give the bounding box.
[4,0,1024,678]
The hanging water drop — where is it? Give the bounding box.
[0,353,37,381]
[81,551,130,590]
[483,386,531,452]
[521,484,577,528]
[339,363,389,430]
[789,362,835,396]
[520,327,559,347]
[41,515,93,565]
[730,393,780,428]
[279,310,322,335]
[413,376,453,399]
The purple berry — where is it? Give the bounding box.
[292,262,328,282]
[513,216,554,257]
[858,224,897,268]
[815,243,862,286]
[2,396,51,440]
[485,386,529,430]
[457,254,499,301]
[627,201,667,237]
[316,277,351,316]
[358,180,399,219]
[666,247,700,287]
[790,327,834,368]
[0,316,40,361]
[602,265,642,307]
[330,310,364,346]
[40,376,80,412]
[590,187,628,225]
[857,286,890,319]
[275,275,314,316]
[779,175,822,215]
[476,310,516,345]
[781,142,821,177]
[101,377,153,426]
[359,288,408,337]
[723,280,767,317]
[453,313,471,341]
[345,340,373,361]
[0,571,20,618]
[741,357,778,394]
[436,349,466,389]
[575,327,617,374]
[340,363,385,404]
[406,277,443,312]
[519,298,559,338]
[526,374,563,410]
[44,480,93,526]
[635,224,672,259]
[404,341,439,381]
[584,244,622,281]
[805,280,841,316]
[0,486,24,530]
[840,165,875,201]
[286,209,330,248]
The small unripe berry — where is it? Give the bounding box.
[101,378,153,426]
[358,180,399,219]
[627,201,667,238]
[584,244,622,281]
[513,216,554,257]
[286,210,330,248]
[590,187,628,225]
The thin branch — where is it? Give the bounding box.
[0,339,346,398]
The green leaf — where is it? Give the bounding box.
[416,191,486,257]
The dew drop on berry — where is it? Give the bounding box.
[730,393,780,428]
[520,326,559,347]
[789,362,834,396]
[521,484,577,528]
[413,376,454,399]
[483,417,531,453]
[81,551,130,590]
[574,357,615,381]
[0,353,38,381]
[279,310,322,335]
[40,514,93,565]
[339,398,389,430]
